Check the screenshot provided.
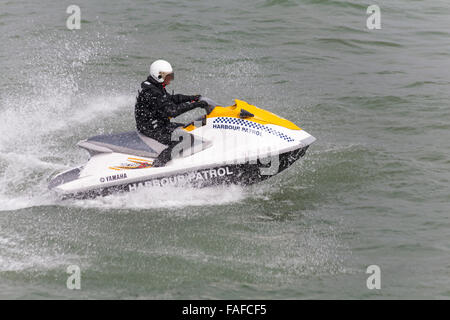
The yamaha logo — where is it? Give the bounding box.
[100,173,127,183]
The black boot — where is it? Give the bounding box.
[152,146,173,167]
[151,131,194,167]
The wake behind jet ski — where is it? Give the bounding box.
[49,98,316,199]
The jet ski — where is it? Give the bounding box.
[49,98,316,199]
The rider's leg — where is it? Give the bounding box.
[152,130,194,167]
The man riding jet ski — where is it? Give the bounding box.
[135,59,210,167]
[48,61,316,199]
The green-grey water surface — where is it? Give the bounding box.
[0,0,449,299]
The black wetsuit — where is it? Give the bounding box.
[135,76,205,166]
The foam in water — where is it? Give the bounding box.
[64,184,247,211]
[0,33,136,211]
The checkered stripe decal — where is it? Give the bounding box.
[213,117,295,142]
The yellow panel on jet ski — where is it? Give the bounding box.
[184,99,301,131]
[184,100,301,132]
[232,100,301,130]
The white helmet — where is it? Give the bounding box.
[149,59,174,83]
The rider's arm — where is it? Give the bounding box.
[161,95,209,118]
[160,94,198,118]
[171,94,200,104]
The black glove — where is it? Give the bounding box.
[193,100,214,114]
[190,95,201,102]
[193,100,209,109]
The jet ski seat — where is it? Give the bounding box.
[77,131,167,158]
[77,131,211,158]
